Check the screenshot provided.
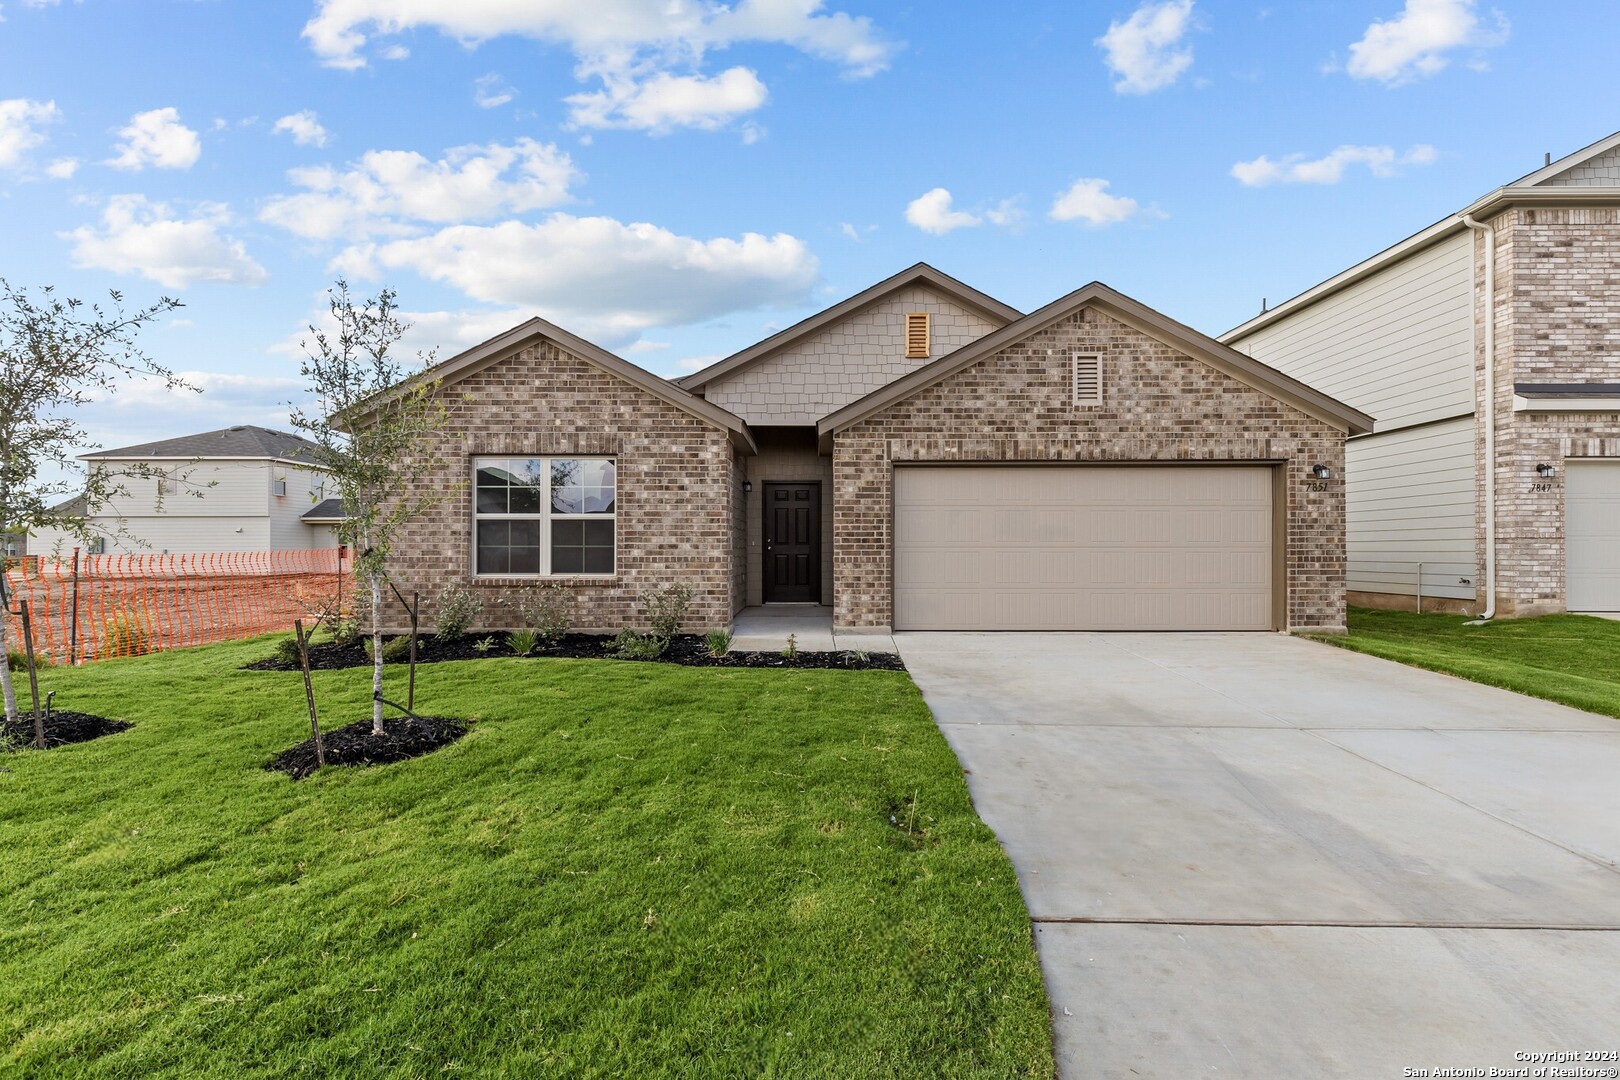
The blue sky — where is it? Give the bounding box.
[1,0,1614,456]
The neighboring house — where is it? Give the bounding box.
[3,533,24,558]
[1223,129,1620,617]
[28,425,341,557]
[386,263,1369,635]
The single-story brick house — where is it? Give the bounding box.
[388,264,1371,635]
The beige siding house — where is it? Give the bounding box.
[1225,130,1620,617]
[385,264,1370,636]
[29,426,341,558]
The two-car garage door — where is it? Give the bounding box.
[893,465,1274,631]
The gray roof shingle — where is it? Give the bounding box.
[84,425,323,462]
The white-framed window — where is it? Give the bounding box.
[272,477,288,498]
[156,469,178,496]
[87,536,106,555]
[473,457,616,577]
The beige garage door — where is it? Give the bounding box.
[893,465,1274,631]
[1566,461,1620,613]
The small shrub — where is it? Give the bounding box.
[501,584,574,645]
[643,582,694,642]
[363,636,412,662]
[474,636,497,654]
[434,583,481,641]
[274,638,304,667]
[6,648,52,672]
[851,648,869,663]
[100,611,151,659]
[508,629,538,657]
[327,617,361,649]
[782,632,798,659]
[610,629,666,661]
[704,628,733,658]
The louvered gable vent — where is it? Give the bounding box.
[904,312,930,359]
[1073,353,1103,405]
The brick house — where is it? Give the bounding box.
[1224,129,1620,618]
[390,264,1369,635]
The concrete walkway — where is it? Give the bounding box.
[729,606,897,653]
[896,631,1620,1078]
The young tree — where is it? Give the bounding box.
[289,281,447,736]
[0,281,185,731]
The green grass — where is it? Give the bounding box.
[1318,606,1620,719]
[0,639,1054,1079]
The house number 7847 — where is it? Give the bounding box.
[1528,482,1553,493]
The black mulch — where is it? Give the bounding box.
[3,710,131,750]
[244,632,905,672]
[268,714,469,780]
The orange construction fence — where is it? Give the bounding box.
[2,548,352,664]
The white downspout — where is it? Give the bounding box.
[1462,214,1497,623]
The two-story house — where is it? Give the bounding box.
[1223,130,1620,618]
[28,425,341,557]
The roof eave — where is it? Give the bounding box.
[372,316,757,455]
[1224,183,1620,342]
[821,283,1373,438]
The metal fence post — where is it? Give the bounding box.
[69,547,81,666]
[1416,562,1425,615]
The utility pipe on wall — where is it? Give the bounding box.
[1461,214,1497,623]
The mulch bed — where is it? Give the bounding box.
[3,710,131,750]
[244,632,906,672]
[268,714,469,780]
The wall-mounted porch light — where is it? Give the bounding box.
[743,481,753,493]
[1310,464,1333,480]
[1535,463,1557,479]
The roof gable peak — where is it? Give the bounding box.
[676,263,1021,390]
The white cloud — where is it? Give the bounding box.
[1049,178,1143,225]
[259,138,581,241]
[1346,0,1509,84]
[100,369,302,413]
[107,107,201,170]
[1096,0,1195,94]
[45,157,79,179]
[301,0,894,133]
[904,188,980,236]
[474,73,516,109]
[63,195,268,289]
[0,97,60,169]
[984,198,1025,227]
[1231,143,1439,186]
[273,111,329,147]
[565,66,767,132]
[332,213,818,343]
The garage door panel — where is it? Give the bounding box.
[1567,463,1620,612]
[893,466,1274,631]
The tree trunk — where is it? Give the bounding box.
[0,610,18,727]
[370,573,385,736]
[295,619,326,770]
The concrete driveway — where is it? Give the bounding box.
[896,632,1620,1078]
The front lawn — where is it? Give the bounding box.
[1321,606,1620,719]
[0,639,1054,1078]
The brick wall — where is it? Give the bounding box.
[831,307,1348,632]
[1477,208,1620,615]
[388,338,738,634]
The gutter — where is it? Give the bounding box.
[1460,214,1497,624]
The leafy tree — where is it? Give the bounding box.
[0,281,185,734]
[289,281,448,736]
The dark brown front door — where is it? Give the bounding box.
[763,482,820,603]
